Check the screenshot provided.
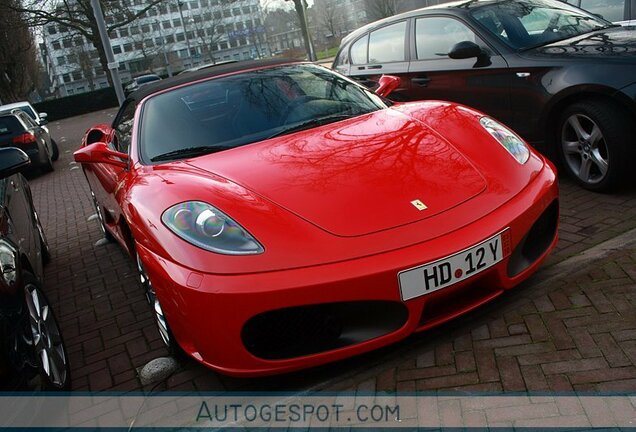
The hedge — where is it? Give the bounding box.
[33,87,119,121]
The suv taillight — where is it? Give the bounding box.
[12,132,37,145]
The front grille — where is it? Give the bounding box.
[242,301,408,360]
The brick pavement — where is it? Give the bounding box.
[26,108,636,393]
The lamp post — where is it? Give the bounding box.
[177,1,193,59]
[90,0,125,104]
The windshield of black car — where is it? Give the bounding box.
[470,0,611,50]
[140,64,387,163]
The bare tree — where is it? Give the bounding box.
[365,0,399,21]
[0,0,40,102]
[1,0,164,86]
[315,0,340,38]
[284,0,316,60]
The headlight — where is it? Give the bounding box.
[479,117,530,164]
[162,201,264,255]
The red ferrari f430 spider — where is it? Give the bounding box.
[75,59,558,376]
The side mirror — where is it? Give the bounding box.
[74,142,128,169]
[448,41,483,59]
[375,75,401,98]
[0,148,31,179]
[39,112,48,125]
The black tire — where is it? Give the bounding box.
[557,100,633,192]
[90,190,114,241]
[51,139,59,161]
[22,272,71,390]
[134,248,181,356]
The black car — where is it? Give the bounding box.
[0,148,70,390]
[0,111,58,173]
[124,74,162,96]
[333,0,636,191]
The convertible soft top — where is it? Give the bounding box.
[128,58,299,104]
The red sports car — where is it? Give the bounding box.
[75,59,558,376]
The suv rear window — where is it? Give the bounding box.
[0,116,23,135]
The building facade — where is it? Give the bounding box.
[41,0,269,97]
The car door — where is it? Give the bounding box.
[345,20,412,100]
[405,15,514,127]
[1,173,37,270]
[84,102,135,236]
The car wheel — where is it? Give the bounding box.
[558,100,632,192]
[34,210,51,265]
[51,139,59,161]
[90,190,113,241]
[23,272,71,390]
[41,145,54,173]
[135,249,179,354]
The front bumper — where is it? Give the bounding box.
[137,163,559,377]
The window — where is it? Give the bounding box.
[63,38,72,48]
[220,41,228,49]
[186,30,194,39]
[214,11,222,19]
[152,22,161,31]
[48,25,57,35]
[77,86,85,93]
[190,0,199,9]
[67,54,78,64]
[242,6,250,14]
[134,41,143,50]
[145,39,155,48]
[119,28,129,37]
[72,71,82,80]
[233,7,241,15]
[113,101,136,154]
[579,0,625,22]
[123,43,133,52]
[74,36,83,46]
[166,35,175,43]
[201,0,208,6]
[177,32,185,41]
[155,37,163,45]
[368,21,406,63]
[350,35,368,64]
[141,24,150,33]
[173,18,181,27]
[163,20,172,29]
[113,45,122,54]
[57,56,66,66]
[223,9,231,17]
[52,41,61,50]
[197,29,205,37]
[415,17,479,60]
[62,74,71,83]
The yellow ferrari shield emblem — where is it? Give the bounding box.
[411,199,428,211]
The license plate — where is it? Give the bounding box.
[399,229,511,301]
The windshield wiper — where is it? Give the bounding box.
[268,114,357,139]
[150,145,232,162]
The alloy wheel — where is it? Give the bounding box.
[136,252,171,347]
[561,113,609,185]
[24,283,68,388]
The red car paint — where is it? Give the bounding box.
[75,62,558,376]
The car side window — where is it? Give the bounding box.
[16,112,36,129]
[368,21,407,63]
[112,102,136,154]
[415,17,483,60]
[579,0,625,22]
[350,34,369,65]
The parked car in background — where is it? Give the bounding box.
[178,60,237,75]
[0,101,57,145]
[333,0,636,192]
[0,111,58,172]
[124,74,162,96]
[74,59,558,376]
[564,0,635,25]
[0,147,70,390]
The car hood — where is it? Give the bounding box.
[185,109,487,237]
[523,27,636,61]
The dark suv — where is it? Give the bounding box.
[0,147,70,390]
[333,0,636,192]
[0,111,58,173]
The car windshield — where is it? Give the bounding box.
[470,0,613,50]
[140,64,388,163]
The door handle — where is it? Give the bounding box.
[367,65,382,70]
[412,77,432,86]
[357,66,366,70]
